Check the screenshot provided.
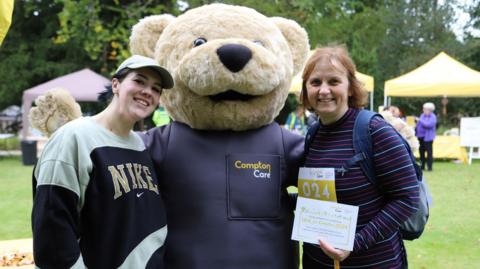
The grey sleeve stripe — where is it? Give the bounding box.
[36,160,81,197]
[38,158,76,168]
[118,225,168,269]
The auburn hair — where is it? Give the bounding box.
[300,46,368,110]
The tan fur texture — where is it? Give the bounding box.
[380,111,419,152]
[29,88,82,137]
[130,4,309,130]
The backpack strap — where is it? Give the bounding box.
[347,109,423,184]
[346,109,382,186]
[304,120,320,157]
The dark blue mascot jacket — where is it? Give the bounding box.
[141,121,304,269]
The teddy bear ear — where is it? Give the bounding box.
[130,14,176,57]
[270,17,310,75]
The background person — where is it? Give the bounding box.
[152,103,171,127]
[416,102,437,171]
[300,46,419,268]
[284,102,308,135]
[32,55,173,268]
[380,106,419,153]
[384,105,403,119]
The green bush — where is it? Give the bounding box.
[0,136,20,150]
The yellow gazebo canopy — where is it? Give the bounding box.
[289,71,374,94]
[0,0,14,45]
[384,52,480,97]
[356,72,374,92]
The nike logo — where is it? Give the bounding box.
[136,192,144,198]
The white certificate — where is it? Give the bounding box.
[291,197,359,251]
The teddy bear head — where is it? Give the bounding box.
[130,3,309,131]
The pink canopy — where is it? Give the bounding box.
[21,68,110,137]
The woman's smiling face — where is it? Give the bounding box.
[305,59,351,125]
[112,68,163,123]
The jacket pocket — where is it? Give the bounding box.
[226,154,281,219]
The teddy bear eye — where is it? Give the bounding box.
[253,40,264,46]
[193,38,207,47]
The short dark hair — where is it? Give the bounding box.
[300,46,368,111]
[97,68,132,103]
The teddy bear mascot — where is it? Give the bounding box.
[129,3,309,269]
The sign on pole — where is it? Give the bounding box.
[460,117,480,164]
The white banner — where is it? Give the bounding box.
[460,117,480,147]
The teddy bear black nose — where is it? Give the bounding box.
[216,44,252,73]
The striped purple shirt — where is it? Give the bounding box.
[303,108,419,269]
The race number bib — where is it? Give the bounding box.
[298,167,337,202]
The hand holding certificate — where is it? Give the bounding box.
[291,197,358,251]
[291,168,359,251]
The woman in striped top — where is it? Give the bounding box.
[299,46,419,269]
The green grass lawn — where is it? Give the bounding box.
[404,161,480,268]
[1,157,479,267]
[0,156,34,240]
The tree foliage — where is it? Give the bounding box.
[1,0,479,128]
[0,0,177,111]
[0,0,92,110]
[53,0,177,73]
[378,0,480,124]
